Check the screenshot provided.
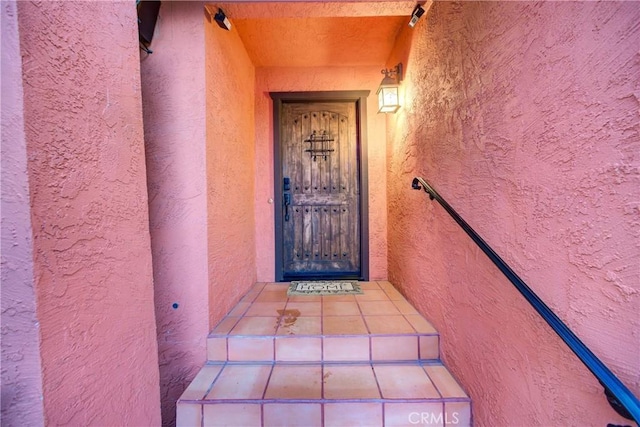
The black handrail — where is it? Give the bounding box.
[412,176,640,423]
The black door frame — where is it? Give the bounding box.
[270,91,370,282]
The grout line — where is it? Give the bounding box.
[422,364,443,399]
[371,363,384,402]
[205,360,442,368]
[321,363,325,400]
[202,362,227,401]
[272,333,276,362]
[354,287,374,361]
[187,396,469,404]
[355,287,373,335]
[261,364,276,400]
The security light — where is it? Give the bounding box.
[409,4,425,28]
[214,8,231,31]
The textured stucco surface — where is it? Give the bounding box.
[386,2,639,425]
[205,11,258,326]
[255,67,388,282]
[1,2,45,425]
[16,2,161,425]
[140,3,209,426]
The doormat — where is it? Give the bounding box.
[287,281,363,296]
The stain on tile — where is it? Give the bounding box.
[277,308,301,330]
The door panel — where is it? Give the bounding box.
[280,101,360,278]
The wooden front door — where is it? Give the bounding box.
[275,99,363,280]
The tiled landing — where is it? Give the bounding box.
[177,282,471,427]
[206,281,439,363]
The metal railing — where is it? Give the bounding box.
[412,176,640,423]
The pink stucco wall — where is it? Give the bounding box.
[1,2,45,425]
[205,11,257,326]
[255,67,388,282]
[15,2,161,425]
[139,3,209,426]
[386,2,639,425]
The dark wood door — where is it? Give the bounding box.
[279,101,360,279]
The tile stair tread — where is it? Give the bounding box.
[179,361,470,403]
[177,361,471,426]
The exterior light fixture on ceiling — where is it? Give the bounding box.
[409,4,425,28]
[377,63,403,114]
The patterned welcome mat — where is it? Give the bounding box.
[287,281,363,296]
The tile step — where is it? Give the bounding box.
[207,281,440,363]
[177,361,471,427]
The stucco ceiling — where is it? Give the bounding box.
[214,2,419,68]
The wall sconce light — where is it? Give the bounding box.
[214,7,231,31]
[377,63,403,113]
[409,4,425,28]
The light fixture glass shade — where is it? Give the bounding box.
[377,84,400,113]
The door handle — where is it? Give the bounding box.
[284,193,291,222]
[283,177,292,222]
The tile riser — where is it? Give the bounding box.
[207,334,440,363]
[177,401,471,427]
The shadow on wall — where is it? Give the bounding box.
[139,2,257,425]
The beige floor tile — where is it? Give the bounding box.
[405,314,437,333]
[355,289,390,301]
[384,402,445,427]
[264,365,322,399]
[245,301,288,317]
[424,365,468,398]
[323,365,380,399]
[230,317,279,335]
[323,315,368,335]
[206,365,271,399]
[275,336,321,361]
[359,281,381,290]
[203,403,261,427]
[176,403,202,427]
[322,301,360,316]
[358,301,401,316]
[211,317,240,335]
[285,301,322,316]
[374,365,440,399]
[180,365,223,400]
[371,336,418,360]
[322,294,356,302]
[324,402,383,427]
[227,337,274,361]
[263,403,322,427]
[364,315,415,334]
[276,316,321,335]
